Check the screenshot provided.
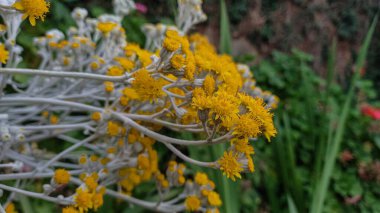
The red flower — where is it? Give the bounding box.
[135,3,148,14]
[361,105,380,120]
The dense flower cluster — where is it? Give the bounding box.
[0,0,278,212]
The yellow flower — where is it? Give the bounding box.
[132,69,167,101]
[184,53,196,80]
[194,172,209,185]
[137,154,150,170]
[231,138,254,155]
[107,146,117,154]
[206,208,220,213]
[185,195,201,211]
[218,151,243,181]
[115,57,134,71]
[107,121,120,136]
[170,54,185,70]
[104,81,114,93]
[90,62,100,70]
[62,206,78,213]
[163,37,181,52]
[191,88,210,111]
[90,155,98,162]
[263,119,277,142]
[122,87,139,99]
[54,169,71,185]
[91,112,102,122]
[232,114,261,139]
[0,24,6,32]
[178,175,186,185]
[124,43,140,57]
[84,176,98,192]
[5,202,17,213]
[74,188,93,212]
[207,191,222,207]
[247,154,255,172]
[41,111,49,118]
[107,66,124,76]
[50,115,59,124]
[163,30,184,52]
[239,95,277,141]
[12,0,50,26]
[203,75,215,95]
[92,192,104,210]
[0,43,9,64]
[79,155,87,165]
[97,22,117,34]
[209,90,240,121]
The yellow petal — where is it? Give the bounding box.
[29,16,36,26]
[21,13,28,20]
[12,1,24,10]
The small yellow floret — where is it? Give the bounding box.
[104,81,114,93]
[218,151,243,181]
[79,155,87,165]
[203,75,215,95]
[132,69,167,101]
[170,54,185,69]
[107,66,124,76]
[91,112,102,122]
[107,121,120,136]
[5,202,17,213]
[97,22,117,34]
[54,169,71,185]
[207,191,222,207]
[50,115,59,124]
[62,206,78,213]
[0,43,9,64]
[92,192,104,210]
[194,172,209,185]
[185,195,201,211]
[74,188,93,212]
[84,176,98,192]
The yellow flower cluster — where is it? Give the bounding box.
[185,172,222,212]
[166,34,276,180]
[1,0,279,212]
[64,173,105,212]
[118,129,159,194]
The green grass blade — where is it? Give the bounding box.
[287,194,299,213]
[19,195,34,213]
[219,0,232,54]
[313,38,337,188]
[325,38,337,101]
[310,15,378,213]
[283,112,304,212]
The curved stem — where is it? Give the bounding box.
[0,68,130,82]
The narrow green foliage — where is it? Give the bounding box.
[219,0,232,54]
[310,15,378,213]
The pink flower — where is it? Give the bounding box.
[345,195,362,205]
[361,105,380,120]
[135,3,148,14]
